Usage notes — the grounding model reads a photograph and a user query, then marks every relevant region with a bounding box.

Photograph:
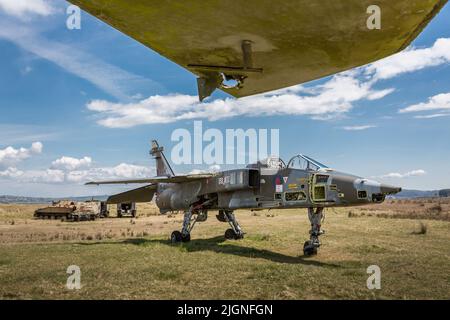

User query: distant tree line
[439,189,450,197]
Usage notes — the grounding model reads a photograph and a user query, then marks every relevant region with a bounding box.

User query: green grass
[0,210,449,300]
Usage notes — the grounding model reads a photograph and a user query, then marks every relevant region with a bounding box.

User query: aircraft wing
[85,173,216,185]
[107,185,157,204]
[68,0,447,100]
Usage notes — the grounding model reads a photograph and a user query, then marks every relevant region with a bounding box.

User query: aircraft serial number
[221,304,273,317]
[177,303,273,318]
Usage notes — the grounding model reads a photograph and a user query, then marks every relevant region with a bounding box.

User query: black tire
[171,231,182,243]
[181,233,191,242]
[303,241,318,256]
[225,228,242,240]
[216,213,227,223]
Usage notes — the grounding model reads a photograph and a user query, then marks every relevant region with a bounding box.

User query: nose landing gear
[303,207,325,256]
[171,230,190,243]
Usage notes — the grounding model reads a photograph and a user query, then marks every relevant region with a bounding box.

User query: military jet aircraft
[68,0,447,101]
[86,141,401,256]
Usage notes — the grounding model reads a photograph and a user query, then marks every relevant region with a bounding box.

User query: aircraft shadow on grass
[78,237,341,268]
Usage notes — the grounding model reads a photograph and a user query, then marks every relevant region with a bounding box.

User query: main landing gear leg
[223,210,244,240]
[303,207,325,256]
[171,198,215,244]
[171,207,197,243]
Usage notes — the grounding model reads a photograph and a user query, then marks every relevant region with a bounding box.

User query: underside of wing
[107,185,156,204]
[68,0,447,100]
[86,173,216,185]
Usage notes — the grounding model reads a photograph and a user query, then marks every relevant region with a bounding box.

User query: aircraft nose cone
[380,184,402,195]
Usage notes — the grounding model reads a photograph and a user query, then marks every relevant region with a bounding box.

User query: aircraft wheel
[171,231,182,243]
[216,211,227,223]
[303,241,318,256]
[225,228,243,240]
[181,233,191,243]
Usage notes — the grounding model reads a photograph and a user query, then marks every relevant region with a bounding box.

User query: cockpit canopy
[247,155,329,171]
[287,155,329,171]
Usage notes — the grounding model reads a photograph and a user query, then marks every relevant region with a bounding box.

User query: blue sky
[0,0,449,197]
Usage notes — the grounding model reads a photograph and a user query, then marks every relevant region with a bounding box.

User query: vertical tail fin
[150,140,175,177]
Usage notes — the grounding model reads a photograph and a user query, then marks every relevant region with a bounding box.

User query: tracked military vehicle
[34,200,108,221]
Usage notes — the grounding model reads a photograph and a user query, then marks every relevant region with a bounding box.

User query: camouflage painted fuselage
[155,167,401,212]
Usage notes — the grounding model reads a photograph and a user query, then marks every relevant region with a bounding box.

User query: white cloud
[341,125,376,131]
[377,170,427,179]
[0,167,24,179]
[22,169,66,184]
[189,165,221,175]
[30,141,43,153]
[0,142,153,185]
[0,162,153,185]
[0,0,54,18]
[0,167,64,183]
[366,38,450,80]
[67,163,154,183]
[87,72,394,128]
[51,156,92,171]
[0,142,43,167]
[414,113,450,119]
[90,163,153,180]
[64,163,153,183]
[399,93,450,114]
[370,37,450,119]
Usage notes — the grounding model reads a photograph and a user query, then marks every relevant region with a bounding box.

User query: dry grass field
[356,197,450,221]
[0,199,449,300]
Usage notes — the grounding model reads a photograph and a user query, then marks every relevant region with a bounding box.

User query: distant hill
[0,195,108,204]
[439,189,450,197]
[385,189,442,199]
